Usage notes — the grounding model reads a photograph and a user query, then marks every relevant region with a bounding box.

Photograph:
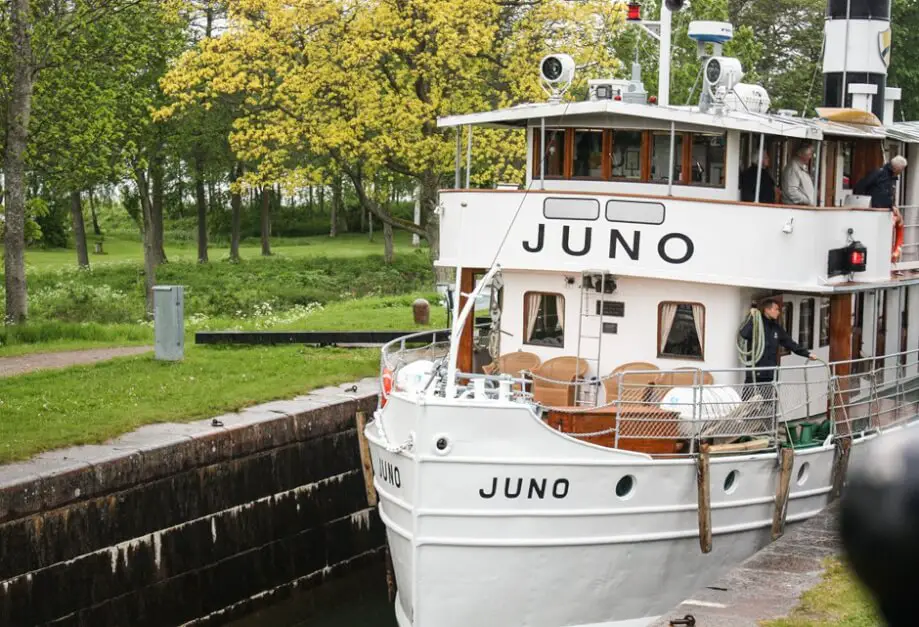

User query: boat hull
[366,393,911,626]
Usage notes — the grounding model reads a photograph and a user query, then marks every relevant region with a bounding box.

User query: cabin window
[841,142,854,190]
[544,197,600,221]
[573,129,605,179]
[799,298,815,351]
[819,297,831,348]
[611,130,643,180]
[524,292,565,347]
[658,302,704,360]
[650,132,683,183]
[779,301,795,357]
[533,128,567,178]
[689,133,726,187]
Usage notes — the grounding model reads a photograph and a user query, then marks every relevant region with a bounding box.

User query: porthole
[724,470,739,494]
[615,475,636,499]
[797,462,810,486]
[432,433,452,455]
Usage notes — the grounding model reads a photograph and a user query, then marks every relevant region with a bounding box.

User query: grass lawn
[24,232,422,272]
[0,292,448,357]
[761,558,880,627]
[0,344,381,463]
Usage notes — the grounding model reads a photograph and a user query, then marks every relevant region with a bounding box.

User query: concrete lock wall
[0,379,385,627]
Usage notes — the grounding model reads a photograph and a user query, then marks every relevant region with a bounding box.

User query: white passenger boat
[366,1,919,625]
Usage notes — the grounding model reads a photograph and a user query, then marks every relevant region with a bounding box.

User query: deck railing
[380,335,919,449]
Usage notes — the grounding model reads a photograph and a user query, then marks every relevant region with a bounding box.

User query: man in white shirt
[781,143,817,206]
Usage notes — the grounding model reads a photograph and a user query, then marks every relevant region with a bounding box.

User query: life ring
[381,368,394,406]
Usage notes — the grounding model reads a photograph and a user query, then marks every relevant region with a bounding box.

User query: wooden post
[697,444,712,554]
[829,294,853,437]
[355,411,377,506]
[771,447,795,540]
[831,437,852,501]
[457,268,484,375]
[355,411,395,601]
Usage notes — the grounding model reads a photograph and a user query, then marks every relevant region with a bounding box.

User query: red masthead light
[627,1,642,21]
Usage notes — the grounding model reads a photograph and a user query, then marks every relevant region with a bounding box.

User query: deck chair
[482,351,541,390]
[602,362,661,405]
[650,367,714,401]
[531,356,589,407]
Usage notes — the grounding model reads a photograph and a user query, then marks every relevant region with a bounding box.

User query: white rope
[737,308,766,369]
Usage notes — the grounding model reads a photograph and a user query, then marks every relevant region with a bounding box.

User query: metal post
[754,133,765,204]
[465,124,473,189]
[658,2,673,107]
[667,121,676,196]
[454,128,462,189]
[540,118,546,190]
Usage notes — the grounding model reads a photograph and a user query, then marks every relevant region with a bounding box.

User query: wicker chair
[602,362,662,405]
[531,356,589,407]
[650,367,714,401]
[482,351,541,389]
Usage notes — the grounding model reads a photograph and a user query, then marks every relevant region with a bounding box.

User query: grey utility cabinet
[154,285,184,361]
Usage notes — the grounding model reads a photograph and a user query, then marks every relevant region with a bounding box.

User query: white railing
[896,204,919,268]
[380,337,919,454]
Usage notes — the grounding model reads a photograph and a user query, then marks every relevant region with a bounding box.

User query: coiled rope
[737,307,766,369]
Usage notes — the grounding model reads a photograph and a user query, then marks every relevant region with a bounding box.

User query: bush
[3,252,435,323]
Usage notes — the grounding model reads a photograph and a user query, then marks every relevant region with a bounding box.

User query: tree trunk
[229,162,243,262]
[383,221,394,264]
[308,185,313,214]
[70,191,90,268]
[260,187,271,256]
[88,188,102,236]
[134,168,157,316]
[3,0,32,324]
[420,171,450,283]
[194,152,208,263]
[151,151,167,264]
[330,175,342,237]
[318,186,325,213]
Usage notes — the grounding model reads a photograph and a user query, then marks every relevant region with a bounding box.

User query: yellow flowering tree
[159,0,629,262]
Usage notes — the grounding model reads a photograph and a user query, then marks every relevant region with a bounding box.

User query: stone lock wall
[0,379,386,626]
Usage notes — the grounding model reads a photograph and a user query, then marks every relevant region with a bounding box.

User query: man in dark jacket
[739,299,816,412]
[739,150,777,203]
[854,156,908,261]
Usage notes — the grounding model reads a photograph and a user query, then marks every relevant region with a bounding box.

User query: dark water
[227,565,397,627]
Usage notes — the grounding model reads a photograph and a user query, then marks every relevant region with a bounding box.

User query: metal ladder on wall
[575,270,610,407]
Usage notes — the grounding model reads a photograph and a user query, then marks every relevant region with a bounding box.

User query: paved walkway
[0,346,152,378]
[651,503,840,627]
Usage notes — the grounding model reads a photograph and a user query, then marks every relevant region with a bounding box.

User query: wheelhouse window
[841,142,854,190]
[534,129,567,178]
[779,301,795,357]
[611,130,642,180]
[524,292,565,347]
[799,298,815,351]
[658,302,704,359]
[573,129,605,178]
[819,297,830,348]
[650,132,682,183]
[690,133,726,187]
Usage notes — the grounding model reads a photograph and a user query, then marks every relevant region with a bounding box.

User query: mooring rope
[737,307,766,370]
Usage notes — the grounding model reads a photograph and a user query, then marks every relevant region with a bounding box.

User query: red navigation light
[649,95,658,104]
[614,94,622,101]
[850,250,865,266]
[627,1,642,21]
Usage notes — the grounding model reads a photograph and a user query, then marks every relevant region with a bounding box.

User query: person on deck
[854,155,908,262]
[740,149,777,203]
[739,299,817,413]
[781,143,817,206]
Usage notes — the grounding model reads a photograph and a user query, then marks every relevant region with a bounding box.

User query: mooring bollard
[154,285,185,361]
[413,298,430,325]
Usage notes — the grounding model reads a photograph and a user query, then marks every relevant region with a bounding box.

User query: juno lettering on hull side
[377,458,402,488]
[479,477,570,499]
[522,223,695,264]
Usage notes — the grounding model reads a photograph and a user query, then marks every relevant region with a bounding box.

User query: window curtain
[659,302,678,352]
[692,304,705,353]
[526,293,542,341]
[555,295,565,331]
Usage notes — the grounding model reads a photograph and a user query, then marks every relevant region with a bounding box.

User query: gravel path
[0,346,153,378]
